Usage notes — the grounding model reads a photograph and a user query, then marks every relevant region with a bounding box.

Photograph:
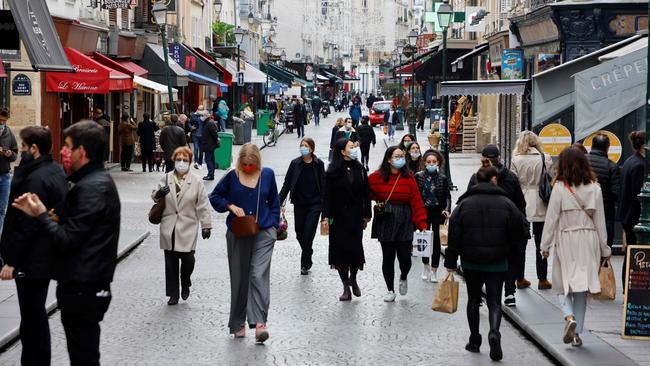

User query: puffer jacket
[468,164,526,214]
[444,183,525,268]
[586,150,620,220]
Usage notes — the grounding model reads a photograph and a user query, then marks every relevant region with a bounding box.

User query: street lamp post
[396,41,405,131]
[407,29,419,136]
[152,3,174,114]
[234,27,246,114]
[264,42,274,104]
[634,1,650,244]
[437,1,453,182]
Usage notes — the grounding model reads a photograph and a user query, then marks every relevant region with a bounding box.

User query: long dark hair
[379,146,410,182]
[421,149,445,172]
[398,134,416,151]
[554,147,596,187]
[328,138,352,173]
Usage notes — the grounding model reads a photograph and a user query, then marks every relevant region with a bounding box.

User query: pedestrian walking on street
[189,106,209,169]
[386,104,398,141]
[406,141,422,173]
[415,149,451,283]
[209,143,280,343]
[540,147,611,348]
[335,118,359,144]
[322,138,371,301]
[586,133,620,248]
[356,116,376,170]
[329,118,345,161]
[160,115,187,173]
[293,98,306,138]
[217,100,229,132]
[0,126,67,366]
[118,112,137,172]
[0,108,17,235]
[416,100,426,131]
[200,116,221,180]
[12,121,120,366]
[469,144,528,307]
[279,138,326,275]
[445,166,525,361]
[398,134,416,152]
[153,146,212,305]
[366,92,376,111]
[511,131,554,291]
[137,113,159,173]
[368,146,428,302]
[311,96,323,126]
[618,131,645,292]
[92,108,111,162]
[349,99,362,127]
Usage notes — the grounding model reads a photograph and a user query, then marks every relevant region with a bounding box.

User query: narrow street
[0,111,554,365]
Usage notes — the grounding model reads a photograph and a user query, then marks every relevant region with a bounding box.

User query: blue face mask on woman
[391,157,406,169]
[426,164,438,173]
[300,147,310,157]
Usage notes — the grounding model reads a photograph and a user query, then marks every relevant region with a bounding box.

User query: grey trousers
[226,227,276,333]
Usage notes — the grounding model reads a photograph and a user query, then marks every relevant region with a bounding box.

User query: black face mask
[19,151,34,166]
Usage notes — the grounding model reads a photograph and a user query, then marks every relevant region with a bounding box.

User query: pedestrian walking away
[445,165,526,361]
[118,112,137,172]
[356,116,376,170]
[368,146,428,302]
[0,126,68,366]
[0,108,17,235]
[311,96,323,126]
[209,143,280,343]
[160,115,188,173]
[216,100,229,132]
[92,108,111,162]
[137,113,159,173]
[540,147,611,348]
[349,99,362,127]
[279,138,326,275]
[415,149,451,283]
[12,121,121,366]
[322,138,372,301]
[586,133,620,248]
[618,131,645,292]
[200,116,221,180]
[511,131,554,293]
[416,100,426,131]
[152,146,212,306]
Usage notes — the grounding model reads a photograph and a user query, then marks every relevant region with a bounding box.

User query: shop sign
[466,7,487,32]
[609,15,648,37]
[12,74,31,96]
[501,49,523,80]
[583,130,622,163]
[102,0,132,9]
[517,18,559,46]
[539,123,572,157]
[489,38,506,64]
[148,0,176,24]
[535,53,561,73]
[0,10,20,62]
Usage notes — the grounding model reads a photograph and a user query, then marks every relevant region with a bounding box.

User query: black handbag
[373,176,399,217]
[538,150,552,204]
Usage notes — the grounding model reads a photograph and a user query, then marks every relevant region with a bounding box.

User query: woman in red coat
[368,146,428,302]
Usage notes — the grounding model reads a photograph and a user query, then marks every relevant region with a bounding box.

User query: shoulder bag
[231,172,261,238]
[148,174,168,224]
[373,175,400,217]
[538,150,552,204]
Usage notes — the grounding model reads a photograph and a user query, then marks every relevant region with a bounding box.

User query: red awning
[91,52,133,91]
[396,60,423,75]
[193,47,232,86]
[46,48,132,94]
[116,60,148,77]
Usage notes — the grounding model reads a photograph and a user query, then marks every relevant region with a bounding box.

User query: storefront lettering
[71,64,99,73]
[589,57,647,91]
[635,251,650,270]
[56,80,99,92]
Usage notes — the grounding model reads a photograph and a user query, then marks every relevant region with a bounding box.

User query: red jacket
[368,171,428,231]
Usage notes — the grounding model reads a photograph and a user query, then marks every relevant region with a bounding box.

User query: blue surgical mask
[391,157,406,169]
[349,148,359,160]
[300,147,311,157]
[426,164,438,173]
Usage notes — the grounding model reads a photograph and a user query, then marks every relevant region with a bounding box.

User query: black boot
[350,275,361,297]
[339,281,352,301]
[488,331,502,361]
[465,333,481,353]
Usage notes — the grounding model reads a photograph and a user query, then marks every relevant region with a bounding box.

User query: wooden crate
[462,117,477,153]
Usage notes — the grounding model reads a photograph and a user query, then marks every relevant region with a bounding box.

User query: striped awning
[440,80,529,96]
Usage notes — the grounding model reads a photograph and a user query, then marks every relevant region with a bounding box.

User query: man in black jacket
[445,166,525,361]
[311,96,323,126]
[293,98,306,138]
[0,108,18,235]
[0,126,68,365]
[13,121,120,366]
[159,114,187,173]
[137,113,159,173]
[200,117,221,180]
[586,134,620,248]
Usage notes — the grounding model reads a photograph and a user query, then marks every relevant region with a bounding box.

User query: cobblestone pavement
[0,112,555,365]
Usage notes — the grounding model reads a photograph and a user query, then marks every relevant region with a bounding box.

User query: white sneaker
[422,264,431,281]
[399,280,408,296]
[430,270,438,283]
[383,291,396,302]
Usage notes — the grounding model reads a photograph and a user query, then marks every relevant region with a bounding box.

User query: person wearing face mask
[209,143,280,343]
[368,146,428,302]
[407,141,422,173]
[12,121,120,366]
[335,118,360,144]
[0,108,17,235]
[0,126,67,366]
[322,138,372,301]
[398,134,416,152]
[414,150,451,282]
[279,138,326,275]
[152,146,212,306]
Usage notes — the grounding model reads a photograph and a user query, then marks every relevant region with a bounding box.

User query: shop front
[139,44,189,115]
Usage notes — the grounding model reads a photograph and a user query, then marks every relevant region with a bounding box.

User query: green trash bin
[215,132,233,170]
[256,110,274,136]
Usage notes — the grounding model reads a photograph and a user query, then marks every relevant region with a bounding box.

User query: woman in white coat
[511,131,554,290]
[540,147,611,347]
[152,146,212,305]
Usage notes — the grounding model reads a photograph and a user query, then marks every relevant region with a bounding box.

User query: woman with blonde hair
[152,146,212,305]
[209,143,280,343]
[329,117,346,161]
[511,130,554,292]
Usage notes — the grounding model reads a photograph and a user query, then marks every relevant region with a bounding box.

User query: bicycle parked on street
[263,113,286,147]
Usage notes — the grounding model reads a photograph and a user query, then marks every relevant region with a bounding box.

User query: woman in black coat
[322,138,372,301]
[279,138,326,275]
[137,113,159,172]
[356,116,376,170]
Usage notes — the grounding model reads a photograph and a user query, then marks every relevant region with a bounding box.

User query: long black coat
[0,156,67,279]
[137,119,158,152]
[200,119,221,152]
[587,150,620,220]
[322,160,372,268]
[618,153,644,225]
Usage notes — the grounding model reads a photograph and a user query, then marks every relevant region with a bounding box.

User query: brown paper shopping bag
[432,272,459,313]
[594,259,616,300]
[439,218,449,246]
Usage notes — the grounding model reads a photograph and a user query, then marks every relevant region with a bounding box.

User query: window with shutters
[109,9,117,27]
[121,9,129,30]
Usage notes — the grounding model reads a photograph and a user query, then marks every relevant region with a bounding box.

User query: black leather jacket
[37,162,120,285]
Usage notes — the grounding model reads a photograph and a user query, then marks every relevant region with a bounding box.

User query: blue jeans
[192,135,203,165]
[314,113,320,126]
[388,123,395,139]
[0,173,11,234]
[204,149,216,178]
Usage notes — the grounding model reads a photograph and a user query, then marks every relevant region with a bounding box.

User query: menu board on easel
[622,245,650,339]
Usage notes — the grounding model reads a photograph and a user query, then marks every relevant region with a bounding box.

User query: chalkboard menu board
[622,245,650,339]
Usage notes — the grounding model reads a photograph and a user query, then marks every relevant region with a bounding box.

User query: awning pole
[635,0,650,244]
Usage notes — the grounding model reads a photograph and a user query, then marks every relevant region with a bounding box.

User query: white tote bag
[412,230,433,257]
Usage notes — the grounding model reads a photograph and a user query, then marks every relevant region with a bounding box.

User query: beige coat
[540,182,612,295]
[154,172,212,252]
[511,148,553,222]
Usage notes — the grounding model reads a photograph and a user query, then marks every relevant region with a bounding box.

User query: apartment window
[362,0,367,7]
[109,9,117,27]
[121,9,129,30]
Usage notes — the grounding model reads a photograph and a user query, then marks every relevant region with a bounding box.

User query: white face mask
[175,161,189,174]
